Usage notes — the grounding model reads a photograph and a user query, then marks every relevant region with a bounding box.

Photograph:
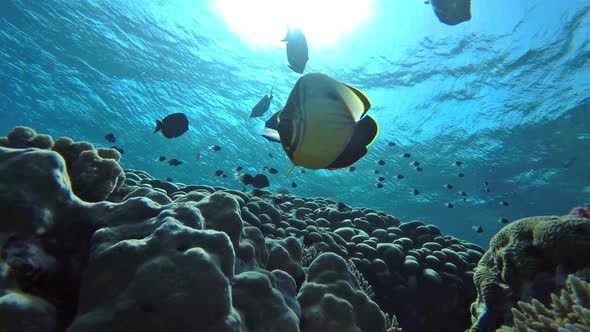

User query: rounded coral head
[569,203,590,218]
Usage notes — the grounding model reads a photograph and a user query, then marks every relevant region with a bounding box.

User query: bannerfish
[209,145,222,152]
[154,113,189,139]
[168,159,182,166]
[444,184,454,189]
[261,73,378,175]
[158,156,166,162]
[376,183,384,188]
[410,161,420,167]
[281,26,308,74]
[454,161,463,166]
[250,88,274,118]
[412,189,420,195]
[498,218,510,224]
[349,167,356,172]
[499,201,509,206]
[458,173,465,177]
[291,181,297,188]
[378,176,385,182]
[415,166,423,172]
[104,133,116,143]
[214,170,224,177]
[377,160,386,166]
[396,174,404,180]
[429,0,471,26]
[402,153,411,158]
[267,167,278,174]
[388,142,396,147]
[473,225,484,233]
[374,170,380,174]
[445,203,454,208]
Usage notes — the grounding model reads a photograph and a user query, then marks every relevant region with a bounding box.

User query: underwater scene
[1,0,589,331]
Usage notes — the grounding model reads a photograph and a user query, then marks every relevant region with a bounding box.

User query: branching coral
[496,274,590,332]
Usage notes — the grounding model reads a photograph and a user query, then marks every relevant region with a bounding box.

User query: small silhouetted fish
[268,152,274,158]
[377,160,386,166]
[267,167,278,174]
[240,173,270,188]
[374,170,380,174]
[349,167,356,172]
[154,113,189,139]
[396,174,404,180]
[429,0,471,26]
[485,188,491,192]
[484,181,489,186]
[291,181,297,188]
[300,169,306,174]
[498,218,510,224]
[388,142,396,147]
[378,176,385,182]
[445,203,454,208]
[250,87,274,118]
[235,166,243,172]
[158,156,166,162]
[463,197,466,202]
[402,153,411,158]
[111,146,124,154]
[459,191,467,196]
[412,189,420,195]
[209,145,222,151]
[165,177,173,182]
[194,153,201,163]
[415,166,423,172]
[410,161,420,167]
[376,183,384,188]
[454,161,463,166]
[563,157,576,168]
[458,173,465,177]
[444,184,454,189]
[104,133,116,143]
[221,174,228,178]
[499,201,509,206]
[282,27,308,74]
[473,225,484,233]
[276,188,290,195]
[168,159,182,166]
[214,170,224,177]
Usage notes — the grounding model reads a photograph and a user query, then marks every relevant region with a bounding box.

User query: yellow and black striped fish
[262,73,378,175]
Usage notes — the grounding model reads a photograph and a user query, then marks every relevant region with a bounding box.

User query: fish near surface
[430,0,471,26]
[282,27,309,74]
[250,88,274,118]
[262,72,378,174]
[154,113,189,139]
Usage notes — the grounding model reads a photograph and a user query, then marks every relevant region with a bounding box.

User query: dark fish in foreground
[427,0,471,26]
[168,159,182,166]
[261,73,378,175]
[240,173,270,189]
[250,88,274,118]
[104,133,116,143]
[281,26,308,74]
[154,113,189,139]
[111,146,124,154]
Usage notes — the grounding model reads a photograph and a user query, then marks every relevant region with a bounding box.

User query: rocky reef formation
[469,213,590,331]
[2,127,589,332]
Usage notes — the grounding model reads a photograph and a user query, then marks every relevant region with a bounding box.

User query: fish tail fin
[154,120,163,133]
[285,165,296,179]
[281,25,291,42]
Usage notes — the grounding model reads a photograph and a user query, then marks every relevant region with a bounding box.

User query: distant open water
[1,0,589,247]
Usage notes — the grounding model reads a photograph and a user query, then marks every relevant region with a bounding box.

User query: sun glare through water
[212,0,373,50]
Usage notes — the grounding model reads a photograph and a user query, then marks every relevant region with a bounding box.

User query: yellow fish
[262,73,378,175]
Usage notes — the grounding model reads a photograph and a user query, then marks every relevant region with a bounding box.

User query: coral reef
[0,127,124,202]
[497,273,590,331]
[469,215,590,331]
[0,126,499,332]
[570,203,590,219]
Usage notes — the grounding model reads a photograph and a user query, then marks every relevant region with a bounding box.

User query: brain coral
[470,215,590,331]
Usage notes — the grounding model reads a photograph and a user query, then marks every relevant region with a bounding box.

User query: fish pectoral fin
[344,84,372,116]
[261,128,282,143]
[327,115,379,169]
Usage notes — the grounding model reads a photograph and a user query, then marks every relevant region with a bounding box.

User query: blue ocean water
[1,0,588,248]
